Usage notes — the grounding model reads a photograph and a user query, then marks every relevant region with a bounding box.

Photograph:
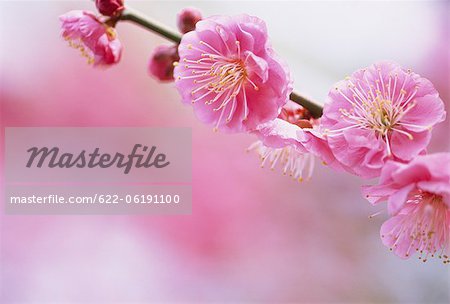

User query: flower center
[339,96,407,137]
[177,38,259,130]
[327,69,429,156]
[382,191,449,263]
[207,59,247,93]
[104,25,117,40]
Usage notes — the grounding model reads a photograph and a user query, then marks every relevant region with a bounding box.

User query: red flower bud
[148,45,180,82]
[176,7,202,34]
[95,0,124,17]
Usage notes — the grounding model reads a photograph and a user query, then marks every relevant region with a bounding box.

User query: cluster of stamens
[248,104,317,181]
[176,30,260,131]
[382,191,449,264]
[65,36,95,65]
[64,25,116,65]
[247,141,315,182]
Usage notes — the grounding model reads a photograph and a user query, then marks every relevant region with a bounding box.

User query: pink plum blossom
[279,103,344,171]
[363,153,450,262]
[174,14,292,133]
[321,61,446,178]
[60,10,122,66]
[248,103,317,181]
[148,45,180,82]
[95,0,124,17]
[177,7,203,34]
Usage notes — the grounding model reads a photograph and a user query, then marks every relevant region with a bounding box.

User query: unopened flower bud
[95,0,124,17]
[176,7,202,34]
[148,45,180,82]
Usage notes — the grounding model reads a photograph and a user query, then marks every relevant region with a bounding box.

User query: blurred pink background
[1,1,449,303]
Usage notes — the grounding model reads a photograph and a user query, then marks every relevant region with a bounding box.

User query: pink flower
[174,14,292,133]
[363,153,450,262]
[321,61,446,178]
[148,45,180,82]
[59,10,122,66]
[95,0,124,17]
[297,126,345,172]
[177,7,202,34]
[248,103,316,181]
[279,103,344,171]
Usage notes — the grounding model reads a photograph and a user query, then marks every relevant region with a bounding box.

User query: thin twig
[120,7,181,43]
